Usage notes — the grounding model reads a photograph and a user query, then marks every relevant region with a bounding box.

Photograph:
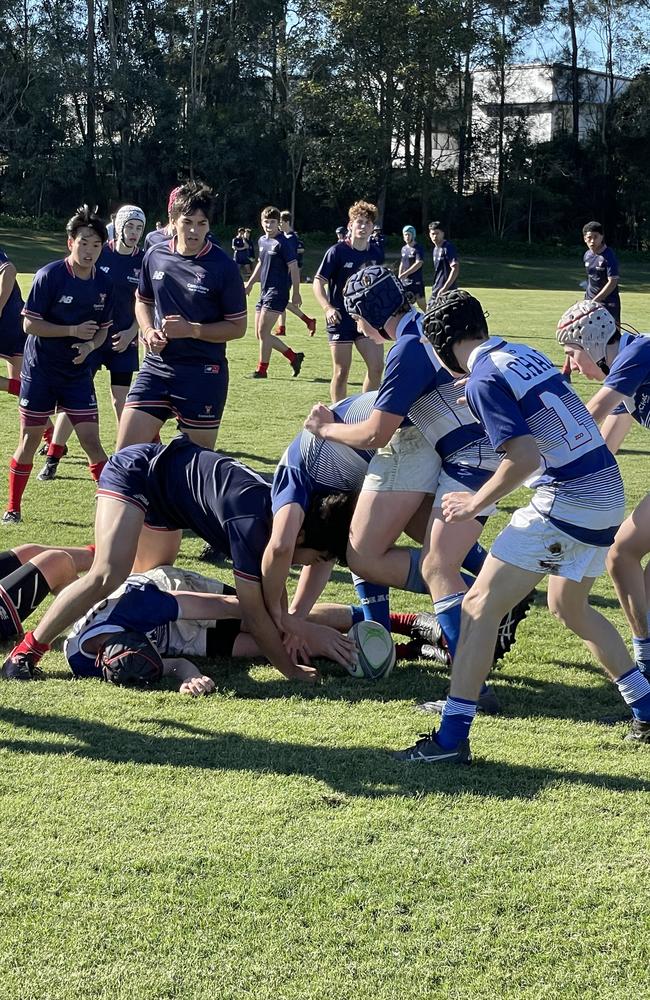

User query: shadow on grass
[0,705,646,801]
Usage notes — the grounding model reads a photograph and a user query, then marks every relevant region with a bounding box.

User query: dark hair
[300,492,358,565]
[169,181,215,223]
[66,205,107,242]
[423,289,488,370]
[428,220,443,231]
[261,205,280,221]
[280,210,292,223]
[582,220,604,236]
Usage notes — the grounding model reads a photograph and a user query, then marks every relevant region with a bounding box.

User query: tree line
[1,0,650,245]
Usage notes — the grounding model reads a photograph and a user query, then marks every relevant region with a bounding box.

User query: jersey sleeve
[280,237,297,267]
[137,251,155,305]
[374,339,434,417]
[219,258,247,319]
[466,371,531,451]
[604,248,619,278]
[315,245,338,282]
[604,337,650,398]
[446,241,459,264]
[22,266,53,321]
[271,461,313,514]
[226,515,271,583]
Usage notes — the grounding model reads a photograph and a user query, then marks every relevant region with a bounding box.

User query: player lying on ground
[2,436,357,684]
[0,543,93,645]
[394,290,649,765]
[557,300,650,681]
[64,565,362,694]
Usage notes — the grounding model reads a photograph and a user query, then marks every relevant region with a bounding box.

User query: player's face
[292,547,333,567]
[563,346,606,381]
[175,210,209,254]
[262,216,280,237]
[349,215,372,242]
[403,232,414,245]
[583,230,604,253]
[121,219,144,247]
[67,227,104,270]
[429,228,443,246]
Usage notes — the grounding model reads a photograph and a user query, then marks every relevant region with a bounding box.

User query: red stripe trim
[135,292,155,304]
[143,524,174,532]
[233,569,261,582]
[177,418,222,429]
[60,408,99,415]
[0,261,10,274]
[95,489,147,514]
[0,584,24,639]
[22,309,43,319]
[225,311,247,320]
[196,242,212,258]
[124,400,171,409]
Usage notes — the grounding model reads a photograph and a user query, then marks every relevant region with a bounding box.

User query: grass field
[1,231,649,999]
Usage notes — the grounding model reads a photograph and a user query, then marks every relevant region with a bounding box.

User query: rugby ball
[346,620,396,681]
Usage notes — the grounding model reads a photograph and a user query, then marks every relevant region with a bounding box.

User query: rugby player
[274,211,316,337]
[582,221,621,326]
[428,221,459,304]
[0,246,25,398]
[398,226,426,310]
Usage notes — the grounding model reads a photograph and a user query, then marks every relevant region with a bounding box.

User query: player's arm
[0,260,17,315]
[112,319,139,352]
[442,435,541,523]
[162,656,216,696]
[586,385,627,425]
[592,276,619,302]
[23,316,99,340]
[304,403,403,449]
[162,313,247,344]
[289,560,336,618]
[439,259,460,294]
[72,325,109,366]
[244,259,262,293]
[261,503,306,630]
[234,576,319,683]
[600,412,634,454]
[174,592,241,620]
[288,260,301,306]
[400,257,423,278]
[313,274,340,325]
[134,297,166,351]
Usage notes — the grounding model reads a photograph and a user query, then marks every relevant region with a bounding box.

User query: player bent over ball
[394,290,648,765]
[2,436,356,684]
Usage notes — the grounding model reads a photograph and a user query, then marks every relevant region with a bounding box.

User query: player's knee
[461,585,495,625]
[47,551,77,590]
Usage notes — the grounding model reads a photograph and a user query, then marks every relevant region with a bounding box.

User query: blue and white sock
[437,696,478,749]
[461,541,487,577]
[433,592,464,658]
[632,635,650,676]
[404,548,428,594]
[352,575,391,631]
[615,667,650,721]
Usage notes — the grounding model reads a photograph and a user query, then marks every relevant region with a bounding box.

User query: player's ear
[67,236,74,251]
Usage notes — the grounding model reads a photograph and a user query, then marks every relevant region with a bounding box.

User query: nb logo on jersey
[152,271,165,280]
[99,266,110,273]
[58,295,73,304]
[343,262,354,269]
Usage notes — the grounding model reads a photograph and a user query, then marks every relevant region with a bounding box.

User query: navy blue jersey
[603,332,650,428]
[144,228,170,253]
[97,242,144,333]
[245,238,255,262]
[282,232,300,286]
[584,246,620,309]
[64,577,179,677]
[466,338,625,546]
[399,242,425,288]
[431,240,459,295]
[296,237,305,269]
[316,242,376,333]
[272,392,377,514]
[368,234,385,265]
[258,234,296,293]
[0,248,24,351]
[232,236,249,266]
[22,258,114,376]
[137,239,246,367]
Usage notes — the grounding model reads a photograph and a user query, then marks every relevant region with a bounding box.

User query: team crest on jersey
[204,405,213,414]
[58,295,73,304]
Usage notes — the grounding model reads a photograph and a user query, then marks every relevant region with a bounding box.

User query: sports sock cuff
[7,379,20,396]
[615,667,650,705]
[445,696,478,715]
[18,631,50,659]
[433,592,465,615]
[48,444,66,460]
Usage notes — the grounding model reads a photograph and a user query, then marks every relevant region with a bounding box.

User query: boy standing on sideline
[313,200,384,402]
[582,221,621,326]
[3,206,113,524]
[428,221,460,304]
[398,226,426,310]
[274,211,316,337]
[232,227,252,279]
[244,206,304,379]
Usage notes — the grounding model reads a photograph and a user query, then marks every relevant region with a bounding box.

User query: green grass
[1,231,649,999]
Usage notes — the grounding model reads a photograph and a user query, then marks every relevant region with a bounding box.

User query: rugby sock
[8,460,32,512]
[10,630,50,662]
[276,325,286,336]
[437,696,477,749]
[257,362,269,375]
[46,444,66,462]
[615,667,650,721]
[42,424,53,445]
[433,592,464,658]
[7,379,20,396]
[461,541,487,577]
[632,635,650,674]
[283,348,297,364]
[349,605,365,626]
[88,461,106,482]
[352,575,391,631]
[405,548,428,594]
[389,612,417,635]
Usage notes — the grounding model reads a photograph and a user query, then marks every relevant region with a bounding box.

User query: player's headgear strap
[114,205,146,244]
[97,630,164,687]
[422,289,488,371]
[556,300,617,369]
[343,265,407,334]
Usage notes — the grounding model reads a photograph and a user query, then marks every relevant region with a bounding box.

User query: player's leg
[286,301,316,334]
[606,493,650,670]
[354,335,384,393]
[12,543,94,574]
[109,373,133,424]
[116,367,171,449]
[117,406,165,449]
[70,416,108,481]
[329,341,353,402]
[276,309,287,335]
[0,550,78,644]
[0,354,21,395]
[547,574,632,679]
[37,410,73,481]
[251,307,303,378]
[131,525,183,573]
[4,419,48,522]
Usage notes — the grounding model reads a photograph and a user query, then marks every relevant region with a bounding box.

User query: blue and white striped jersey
[272,392,378,513]
[466,337,625,546]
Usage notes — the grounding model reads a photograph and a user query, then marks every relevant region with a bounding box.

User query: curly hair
[348,200,378,223]
[422,289,488,371]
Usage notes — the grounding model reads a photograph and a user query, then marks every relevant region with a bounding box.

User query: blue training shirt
[0,248,25,354]
[316,242,376,335]
[584,246,620,309]
[258,234,295,294]
[603,331,650,428]
[431,240,459,296]
[97,242,144,333]
[466,337,625,546]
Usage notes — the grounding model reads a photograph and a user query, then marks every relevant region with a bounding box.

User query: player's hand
[299,622,357,668]
[71,320,99,341]
[283,630,312,666]
[143,327,167,353]
[180,674,216,696]
[292,291,303,308]
[244,282,252,296]
[111,330,134,353]
[72,341,95,365]
[304,403,334,436]
[441,491,477,523]
[162,315,194,339]
[325,308,341,326]
[454,376,469,406]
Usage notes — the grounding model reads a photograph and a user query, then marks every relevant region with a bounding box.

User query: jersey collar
[65,255,96,279]
[467,336,507,372]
